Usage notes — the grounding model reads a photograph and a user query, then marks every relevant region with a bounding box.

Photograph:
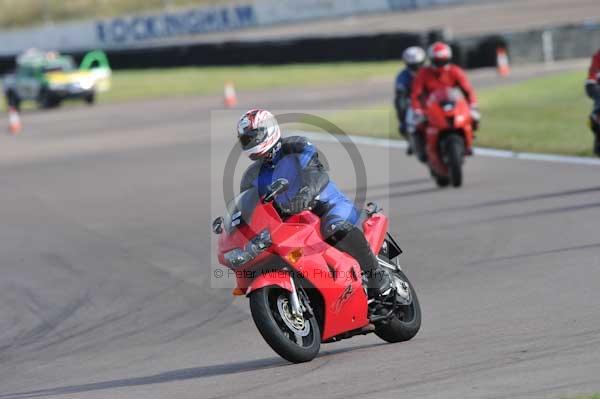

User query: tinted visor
[239,126,268,150]
[407,62,423,72]
[432,59,449,68]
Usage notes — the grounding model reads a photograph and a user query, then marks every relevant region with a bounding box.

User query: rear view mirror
[264,178,289,203]
[212,216,224,234]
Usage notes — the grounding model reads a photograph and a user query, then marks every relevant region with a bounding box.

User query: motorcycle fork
[288,275,303,317]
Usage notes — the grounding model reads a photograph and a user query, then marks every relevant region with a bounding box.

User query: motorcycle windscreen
[223,187,260,233]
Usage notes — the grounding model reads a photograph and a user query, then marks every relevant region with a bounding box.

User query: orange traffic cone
[224,81,238,108]
[8,106,22,135]
[496,47,510,77]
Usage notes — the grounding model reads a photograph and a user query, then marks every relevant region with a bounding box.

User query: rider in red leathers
[409,41,480,162]
[585,49,600,156]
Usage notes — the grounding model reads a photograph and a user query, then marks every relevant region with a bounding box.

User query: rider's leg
[321,218,391,298]
[313,184,391,297]
[407,109,427,163]
[412,129,427,163]
[402,107,414,155]
[400,123,413,155]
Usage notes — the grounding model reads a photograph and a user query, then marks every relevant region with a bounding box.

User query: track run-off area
[0,61,599,399]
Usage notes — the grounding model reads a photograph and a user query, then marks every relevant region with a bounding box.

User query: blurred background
[1,2,600,399]
[0,0,218,28]
[1,0,599,154]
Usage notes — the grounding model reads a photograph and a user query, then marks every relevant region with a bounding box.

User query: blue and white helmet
[402,46,426,71]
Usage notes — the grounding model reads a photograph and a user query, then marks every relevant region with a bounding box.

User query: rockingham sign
[0,0,490,56]
[95,5,257,45]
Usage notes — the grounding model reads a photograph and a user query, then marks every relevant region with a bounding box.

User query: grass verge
[2,61,399,112]
[99,61,399,103]
[322,69,595,157]
[5,61,594,157]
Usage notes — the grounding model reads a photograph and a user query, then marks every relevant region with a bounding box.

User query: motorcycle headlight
[224,248,254,267]
[224,229,272,267]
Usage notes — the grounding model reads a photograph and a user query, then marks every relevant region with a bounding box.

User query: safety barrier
[1,22,597,75]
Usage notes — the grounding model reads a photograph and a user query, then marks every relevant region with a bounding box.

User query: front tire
[375,270,421,343]
[446,134,464,188]
[250,285,320,363]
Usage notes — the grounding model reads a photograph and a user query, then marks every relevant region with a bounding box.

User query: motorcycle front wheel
[446,134,464,187]
[250,286,320,363]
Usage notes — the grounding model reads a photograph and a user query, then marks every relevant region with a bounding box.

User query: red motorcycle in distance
[421,88,474,188]
[213,178,421,363]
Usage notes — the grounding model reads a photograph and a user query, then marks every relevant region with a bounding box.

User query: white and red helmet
[428,41,452,67]
[237,109,281,160]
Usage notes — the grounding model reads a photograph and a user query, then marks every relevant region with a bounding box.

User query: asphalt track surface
[1,62,599,399]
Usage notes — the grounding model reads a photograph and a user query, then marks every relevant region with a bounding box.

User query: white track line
[296,131,600,166]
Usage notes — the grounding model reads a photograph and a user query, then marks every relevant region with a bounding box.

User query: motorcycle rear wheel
[374,270,421,343]
[250,286,320,363]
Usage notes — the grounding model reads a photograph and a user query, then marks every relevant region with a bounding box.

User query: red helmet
[237,109,281,160]
[428,41,452,68]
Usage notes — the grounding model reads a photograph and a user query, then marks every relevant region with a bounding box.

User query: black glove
[279,186,313,216]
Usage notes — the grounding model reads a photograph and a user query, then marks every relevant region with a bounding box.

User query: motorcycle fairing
[361,213,388,255]
[246,271,293,296]
[218,201,390,340]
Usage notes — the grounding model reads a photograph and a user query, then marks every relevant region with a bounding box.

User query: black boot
[590,115,600,157]
[412,131,428,163]
[365,266,393,298]
[399,128,413,155]
[324,222,390,298]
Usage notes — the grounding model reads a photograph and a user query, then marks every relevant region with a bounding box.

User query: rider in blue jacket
[394,46,426,155]
[237,109,391,298]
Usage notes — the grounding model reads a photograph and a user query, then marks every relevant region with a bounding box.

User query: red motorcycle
[421,88,474,188]
[213,178,421,363]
